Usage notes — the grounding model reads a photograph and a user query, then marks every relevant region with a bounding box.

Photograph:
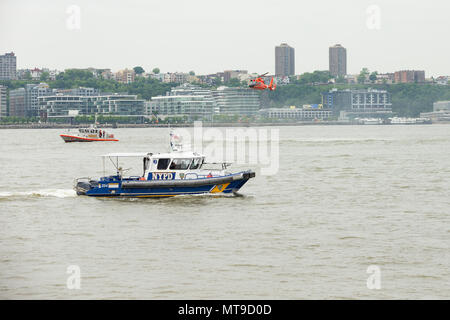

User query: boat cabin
[79,128,100,134]
[101,151,228,182]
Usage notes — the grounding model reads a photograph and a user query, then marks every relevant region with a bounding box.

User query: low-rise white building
[259,107,332,120]
[420,101,450,121]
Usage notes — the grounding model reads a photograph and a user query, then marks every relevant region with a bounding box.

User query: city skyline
[1,0,449,77]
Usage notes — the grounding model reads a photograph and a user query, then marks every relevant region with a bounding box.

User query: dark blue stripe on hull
[85,179,248,197]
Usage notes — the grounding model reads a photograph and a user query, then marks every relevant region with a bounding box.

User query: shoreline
[0,121,445,129]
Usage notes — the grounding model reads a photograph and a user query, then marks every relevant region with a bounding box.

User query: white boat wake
[0,189,76,199]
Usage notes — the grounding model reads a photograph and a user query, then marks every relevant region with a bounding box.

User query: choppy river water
[0,125,449,299]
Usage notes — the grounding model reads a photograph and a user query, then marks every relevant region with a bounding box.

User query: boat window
[190,158,201,170]
[169,158,192,170]
[157,158,170,170]
[143,157,149,171]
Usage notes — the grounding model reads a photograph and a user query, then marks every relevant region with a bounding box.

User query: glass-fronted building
[39,94,145,117]
[212,87,261,115]
[148,95,215,118]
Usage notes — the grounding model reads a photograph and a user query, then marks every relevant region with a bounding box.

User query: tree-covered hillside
[266,83,450,117]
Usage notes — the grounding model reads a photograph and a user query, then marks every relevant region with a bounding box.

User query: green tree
[152,68,160,74]
[369,71,378,82]
[189,71,195,76]
[24,70,32,80]
[358,68,370,84]
[227,78,242,87]
[133,66,145,75]
[336,76,346,84]
[294,70,333,85]
[40,71,50,81]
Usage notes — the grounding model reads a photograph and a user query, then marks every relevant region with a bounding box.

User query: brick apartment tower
[275,43,295,77]
[329,44,347,78]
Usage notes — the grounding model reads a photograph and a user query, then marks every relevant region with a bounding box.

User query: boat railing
[184,170,226,180]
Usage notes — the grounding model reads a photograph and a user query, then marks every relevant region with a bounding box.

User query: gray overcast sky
[1,0,449,76]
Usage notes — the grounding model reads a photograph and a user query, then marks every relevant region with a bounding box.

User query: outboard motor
[74,179,98,195]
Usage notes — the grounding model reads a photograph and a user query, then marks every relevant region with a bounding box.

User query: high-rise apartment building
[0,52,17,80]
[275,43,295,77]
[329,44,347,78]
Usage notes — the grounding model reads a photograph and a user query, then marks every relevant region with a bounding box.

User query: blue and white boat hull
[75,171,255,198]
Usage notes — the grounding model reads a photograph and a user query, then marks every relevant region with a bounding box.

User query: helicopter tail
[268,77,276,91]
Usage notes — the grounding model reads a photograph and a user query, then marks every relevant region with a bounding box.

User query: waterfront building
[275,43,295,77]
[26,83,53,116]
[148,84,215,118]
[38,94,145,117]
[9,83,53,117]
[419,110,450,122]
[420,101,450,122]
[168,83,213,97]
[149,84,261,117]
[329,44,347,78]
[433,100,450,111]
[72,87,99,96]
[321,88,392,118]
[212,87,261,115]
[259,107,332,121]
[0,85,7,118]
[148,95,214,119]
[9,88,27,117]
[0,52,17,80]
[394,70,425,83]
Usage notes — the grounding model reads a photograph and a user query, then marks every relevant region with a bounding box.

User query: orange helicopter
[248,72,276,91]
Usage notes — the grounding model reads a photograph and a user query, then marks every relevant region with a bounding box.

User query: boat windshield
[189,158,202,170]
[169,158,192,170]
[156,158,171,170]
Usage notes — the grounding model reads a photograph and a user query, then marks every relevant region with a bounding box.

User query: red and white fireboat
[60,125,118,143]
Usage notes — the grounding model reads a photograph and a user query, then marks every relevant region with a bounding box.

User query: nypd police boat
[74,133,255,198]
